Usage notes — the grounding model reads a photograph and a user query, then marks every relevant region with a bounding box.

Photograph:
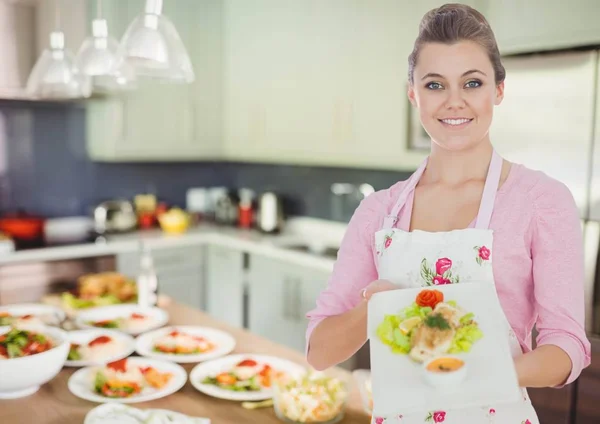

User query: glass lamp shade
[76,19,137,92]
[26,31,91,99]
[117,0,194,83]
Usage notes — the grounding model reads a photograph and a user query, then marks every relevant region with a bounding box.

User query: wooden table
[0,301,371,424]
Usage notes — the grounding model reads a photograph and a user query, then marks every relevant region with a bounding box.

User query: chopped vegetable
[0,328,54,358]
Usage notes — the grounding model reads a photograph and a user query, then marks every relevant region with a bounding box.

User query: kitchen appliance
[486,49,600,424]
[0,211,45,249]
[214,190,239,226]
[93,200,137,234]
[44,216,94,245]
[256,191,284,233]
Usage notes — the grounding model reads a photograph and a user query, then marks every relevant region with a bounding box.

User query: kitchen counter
[0,299,371,424]
[0,217,348,272]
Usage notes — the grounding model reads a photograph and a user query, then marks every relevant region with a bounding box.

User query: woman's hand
[361,279,400,301]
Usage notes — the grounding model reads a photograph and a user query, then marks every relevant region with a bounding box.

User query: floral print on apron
[371,150,539,424]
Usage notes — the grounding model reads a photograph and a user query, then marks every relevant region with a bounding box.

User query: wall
[0,102,412,221]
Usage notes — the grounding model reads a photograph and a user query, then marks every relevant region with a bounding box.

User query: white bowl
[422,355,468,390]
[75,304,169,336]
[0,326,69,399]
[0,303,66,327]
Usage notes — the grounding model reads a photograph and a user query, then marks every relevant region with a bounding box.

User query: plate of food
[43,272,138,317]
[84,403,211,424]
[189,354,305,401]
[75,304,169,336]
[68,357,186,404]
[0,303,66,329]
[368,282,521,417]
[65,329,136,367]
[135,326,236,363]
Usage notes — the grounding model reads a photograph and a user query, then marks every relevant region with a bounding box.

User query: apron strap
[381,149,503,231]
[474,149,503,230]
[382,156,429,229]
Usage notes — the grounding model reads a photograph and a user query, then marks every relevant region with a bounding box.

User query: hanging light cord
[97,0,103,19]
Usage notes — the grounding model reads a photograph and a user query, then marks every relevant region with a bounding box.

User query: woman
[305,4,591,424]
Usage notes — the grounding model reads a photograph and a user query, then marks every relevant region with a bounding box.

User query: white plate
[75,304,169,335]
[84,403,211,424]
[0,303,66,327]
[68,357,187,404]
[368,282,522,417]
[64,329,136,367]
[135,326,236,363]
[189,353,305,401]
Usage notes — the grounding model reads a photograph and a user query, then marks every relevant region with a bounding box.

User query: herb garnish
[424,313,451,330]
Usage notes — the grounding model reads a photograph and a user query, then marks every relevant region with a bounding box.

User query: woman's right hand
[361,279,399,301]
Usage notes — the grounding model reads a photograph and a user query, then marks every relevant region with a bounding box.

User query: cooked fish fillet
[432,302,465,328]
[409,323,455,362]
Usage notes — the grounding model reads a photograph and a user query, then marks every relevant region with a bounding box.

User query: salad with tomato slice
[68,335,124,362]
[93,358,173,398]
[0,328,54,359]
[153,330,216,355]
[201,358,276,392]
[87,312,155,333]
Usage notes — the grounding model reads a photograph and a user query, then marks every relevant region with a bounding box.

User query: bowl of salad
[0,326,69,399]
[272,370,349,424]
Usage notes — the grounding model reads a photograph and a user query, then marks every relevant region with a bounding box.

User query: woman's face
[408,41,504,152]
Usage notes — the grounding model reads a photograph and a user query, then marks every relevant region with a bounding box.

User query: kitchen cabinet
[222,0,435,172]
[484,0,600,56]
[85,0,223,161]
[590,55,600,222]
[116,243,205,310]
[527,386,574,424]
[489,50,597,218]
[205,245,245,329]
[575,336,600,423]
[247,254,329,353]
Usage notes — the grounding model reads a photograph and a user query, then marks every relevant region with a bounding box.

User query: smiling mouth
[438,118,473,127]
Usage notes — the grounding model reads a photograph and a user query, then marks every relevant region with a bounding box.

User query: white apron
[371,150,539,424]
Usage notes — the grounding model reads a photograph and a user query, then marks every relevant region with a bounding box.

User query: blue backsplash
[0,102,412,221]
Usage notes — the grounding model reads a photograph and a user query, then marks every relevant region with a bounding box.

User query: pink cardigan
[305,163,591,385]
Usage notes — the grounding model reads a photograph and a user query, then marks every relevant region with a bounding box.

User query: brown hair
[408,3,505,85]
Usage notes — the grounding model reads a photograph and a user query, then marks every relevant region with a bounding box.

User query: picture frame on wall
[406,98,430,151]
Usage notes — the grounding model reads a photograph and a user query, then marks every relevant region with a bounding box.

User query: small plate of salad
[64,329,135,367]
[75,304,169,336]
[135,326,236,363]
[189,354,305,401]
[68,357,187,404]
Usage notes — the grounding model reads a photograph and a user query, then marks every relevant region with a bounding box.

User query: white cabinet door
[86,0,223,161]
[489,51,597,218]
[116,244,205,310]
[223,0,433,171]
[248,255,312,353]
[590,57,600,222]
[485,0,600,55]
[205,245,245,328]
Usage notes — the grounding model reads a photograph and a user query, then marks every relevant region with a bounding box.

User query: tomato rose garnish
[416,289,444,309]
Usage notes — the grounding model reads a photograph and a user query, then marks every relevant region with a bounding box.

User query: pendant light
[26,1,91,99]
[117,0,194,83]
[75,0,136,92]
